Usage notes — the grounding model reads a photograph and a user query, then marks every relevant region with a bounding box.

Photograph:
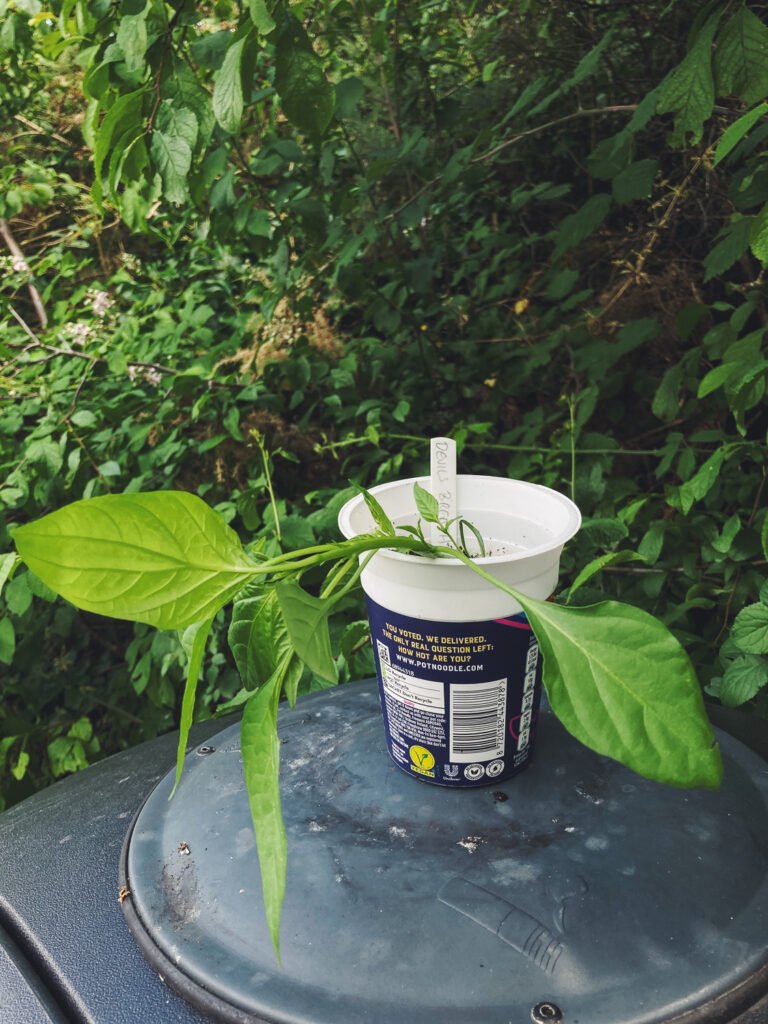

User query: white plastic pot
[338,474,580,788]
[338,475,581,620]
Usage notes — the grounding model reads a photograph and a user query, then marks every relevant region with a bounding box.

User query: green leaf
[171,616,215,798]
[638,522,665,565]
[150,130,192,205]
[351,482,395,537]
[116,8,148,74]
[5,573,32,617]
[518,594,723,789]
[274,11,334,134]
[612,159,658,204]
[241,670,286,959]
[714,102,768,166]
[720,654,768,707]
[213,34,248,134]
[94,88,146,183]
[13,492,257,629]
[452,552,722,789]
[0,552,20,599]
[229,583,293,689]
[750,201,768,263]
[698,361,739,397]
[553,194,611,260]
[274,581,337,684]
[657,14,720,146]
[568,550,645,601]
[413,481,440,523]
[677,446,729,514]
[731,601,768,654]
[0,617,15,664]
[249,0,275,34]
[703,217,753,282]
[714,6,768,106]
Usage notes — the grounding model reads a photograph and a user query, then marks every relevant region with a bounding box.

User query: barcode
[449,679,506,763]
[377,640,390,666]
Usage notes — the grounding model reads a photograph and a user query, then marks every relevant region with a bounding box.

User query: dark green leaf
[213,35,248,134]
[750,201,768,263]
[721,654,768,707]
[0,617,15,665]
[612,159,658,204]
[714,102,768,166]
[553,194,611,260]
[274,581,337,684]
[13,492,257,629]
[657,14,720,146]
[714,6,768,106]
[568,550,645,601]
[731,602,768,654]
[703,217,753,282]
[274,12,334,134]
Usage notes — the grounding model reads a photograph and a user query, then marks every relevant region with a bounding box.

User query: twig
[0,218,48,328]
[7,306,242,391]
[473,105,639,164]
[68,357,98,417]
[13,113,71,147]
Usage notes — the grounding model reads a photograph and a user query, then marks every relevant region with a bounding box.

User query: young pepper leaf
[413,481,440,523]
[12,492,257,629]
[450,551,722,790]
[274,580,338,685]
[228,583,303,705]
[351,482,395,537]
[516,594,723,790]
[241,664,287,960]
[171,616,215,799]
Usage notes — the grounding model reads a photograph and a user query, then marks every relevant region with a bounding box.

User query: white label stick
[430,437,457,544]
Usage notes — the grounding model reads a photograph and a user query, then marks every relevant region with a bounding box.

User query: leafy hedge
[1,0,768,809]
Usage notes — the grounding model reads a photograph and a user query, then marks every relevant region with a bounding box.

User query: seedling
[6,482,722,957]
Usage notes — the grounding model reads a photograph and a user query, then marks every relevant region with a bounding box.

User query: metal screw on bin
[531,1002,563,1023]
[196,745,216,756]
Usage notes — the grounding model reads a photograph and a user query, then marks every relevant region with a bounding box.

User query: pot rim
[338,474,581,568]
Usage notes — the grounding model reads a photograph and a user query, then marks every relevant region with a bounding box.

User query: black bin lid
[122,680,768,1024]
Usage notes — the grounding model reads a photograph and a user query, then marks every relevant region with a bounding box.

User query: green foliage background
[2,0,768,808]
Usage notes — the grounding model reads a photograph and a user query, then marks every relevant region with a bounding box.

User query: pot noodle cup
[338,476,581,787]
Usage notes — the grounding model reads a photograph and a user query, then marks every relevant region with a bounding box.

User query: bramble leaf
[714,6,768,106]
[731,601,768,654]
[721,653,768,707]
[657,14,720,146]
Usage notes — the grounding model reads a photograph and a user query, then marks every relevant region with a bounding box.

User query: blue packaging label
[366,597,542,787]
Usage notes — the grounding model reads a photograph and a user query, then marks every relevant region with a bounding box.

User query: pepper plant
[4,481,722,956]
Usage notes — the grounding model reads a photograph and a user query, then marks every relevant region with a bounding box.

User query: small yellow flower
[514,298,529,315]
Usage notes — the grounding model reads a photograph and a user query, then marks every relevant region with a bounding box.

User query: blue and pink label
[366,597,543,787]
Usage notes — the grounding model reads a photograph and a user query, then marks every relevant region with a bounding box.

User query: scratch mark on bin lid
[438,876,563,974]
